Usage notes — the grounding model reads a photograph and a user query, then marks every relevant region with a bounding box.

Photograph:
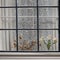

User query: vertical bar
[37,0,39,51]
[4,0,7,51]
[16,0,18,51]
[58,0,60,51]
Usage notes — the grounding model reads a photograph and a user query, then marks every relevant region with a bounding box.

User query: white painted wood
[0,52,60,60]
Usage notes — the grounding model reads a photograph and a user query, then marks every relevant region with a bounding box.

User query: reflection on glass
[0,8,16,17]
[38,0,58,6]
[18,8,37,29]
[0,17,16,29]
[17,0,36,6]
[39,8,58,17]
[39,30,58,51]
[18,8,37,16]
[0,8,16,29]
[0,30,16,51]
[0,0,16,6]
[39,17,58,29]
[18,17,37,29]
[18,30,37,51]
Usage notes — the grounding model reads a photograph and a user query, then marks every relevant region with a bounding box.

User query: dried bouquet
[39,35,57,50]
[12,34,36,50]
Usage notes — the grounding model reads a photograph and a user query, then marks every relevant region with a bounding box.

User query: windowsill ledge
[0,52,60,57]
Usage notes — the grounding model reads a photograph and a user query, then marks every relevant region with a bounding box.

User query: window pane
[38,0,58,6]
[18,17,37,29]
[17,0,36,6]
[0,30,16,51]
[0,8,16,17]
[0,17,16,29]
[18,8,37,29]
[0,0,16,7]
[18,8,37,16]
[39,30,58,51]
[39,8,58,17]
[39,17,58,29]
[0,8,16,29]
[18,30,37,51]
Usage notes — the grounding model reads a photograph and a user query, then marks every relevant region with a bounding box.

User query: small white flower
[47,35,52,40]
[53,37,57,41]
[39,36,44,41]
[39,36,44,44]
[53,37,57,44]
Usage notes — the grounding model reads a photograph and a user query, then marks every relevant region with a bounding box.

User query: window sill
[0,52,60,57]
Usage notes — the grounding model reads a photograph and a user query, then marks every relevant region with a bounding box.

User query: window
[0,0,59,52]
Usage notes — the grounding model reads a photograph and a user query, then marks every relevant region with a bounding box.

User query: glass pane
[0,8,16,17]
[0,8,16,29]
[39,30,58,51]
[39,8,58,17]
[0,30,16,51]
[39,17,58,29]
[38,0,58,6]
[18,17,37,29]
[18,30,37,51]
[17,0,36,6]
[0,0,16,7]
[0,17,16,29]
[18,8,37,29]
[18,8,37,16]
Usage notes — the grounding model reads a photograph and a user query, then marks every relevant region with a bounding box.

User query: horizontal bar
[0,29,37,30]
[0,51,58,52]
[38,6,59,8]
[0,29,59,30]
[0,6,58,8]
[17,6,59,8]
[0,16,58,18]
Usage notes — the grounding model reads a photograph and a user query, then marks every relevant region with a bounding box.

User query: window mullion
[16,0,18,51]
[37,0,39,51]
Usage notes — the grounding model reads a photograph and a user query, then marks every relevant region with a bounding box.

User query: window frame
[0,0,59,53]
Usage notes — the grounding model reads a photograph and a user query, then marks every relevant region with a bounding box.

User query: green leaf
[47,40,51,50]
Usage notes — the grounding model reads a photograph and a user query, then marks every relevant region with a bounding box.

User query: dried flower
[39,36,44,43]
[13,42,16,48]
[19,35,23,40]
[27,47,32,50]
[13,40,16,42]
[19,45,23,50]
[32,40,36,45]
[47,35,52,40]
[40,36,44,40]
[53,37,57,44]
